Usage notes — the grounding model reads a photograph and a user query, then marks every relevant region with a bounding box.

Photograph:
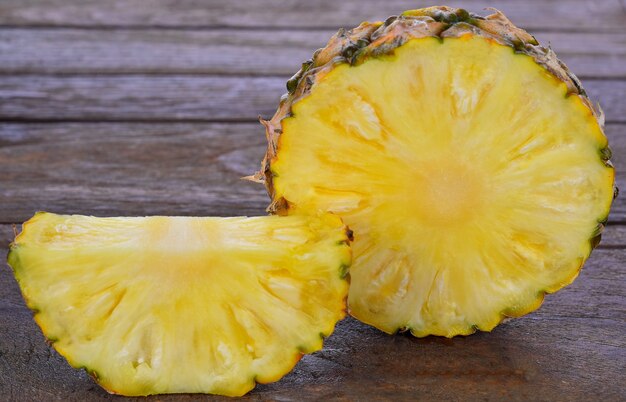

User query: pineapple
[255,7,615,337]
[8,212,351,396]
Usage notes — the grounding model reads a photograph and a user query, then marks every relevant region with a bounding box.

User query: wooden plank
[599,223,626,247]
[606,124,626,173]
[1,123,625,224]
[0,0,624,31]
[0,28,324,77]
[0,123,269,221]
[0,225,16,249]
[0,75,283,121]
[0,243,623,400]
[0,29,624,78]
[0,76,624,123]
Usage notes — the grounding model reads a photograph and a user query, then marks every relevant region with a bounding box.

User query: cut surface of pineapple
[262,13,614,337]
[8,212,351,396]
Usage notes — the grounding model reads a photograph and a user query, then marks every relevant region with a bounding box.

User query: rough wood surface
[1,1,625,400]
[0,0,624,31]
[1,122,624,224]
[0,123,269,221]
[1,77,624,123]
[1,29,624,78]
[600,223,626,246]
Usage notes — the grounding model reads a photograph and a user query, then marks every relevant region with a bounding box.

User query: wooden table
[1,1,624,400]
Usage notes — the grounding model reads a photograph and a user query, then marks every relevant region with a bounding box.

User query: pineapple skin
[254,6,616,335]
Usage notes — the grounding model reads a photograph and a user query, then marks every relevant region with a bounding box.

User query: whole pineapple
[255,7,615,337]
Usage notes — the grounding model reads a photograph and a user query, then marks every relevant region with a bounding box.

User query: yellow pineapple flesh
[258,8,615,337]
[8,212,351,396]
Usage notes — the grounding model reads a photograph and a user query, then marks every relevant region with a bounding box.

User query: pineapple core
[402,158,486,225]
[270,36,614,337]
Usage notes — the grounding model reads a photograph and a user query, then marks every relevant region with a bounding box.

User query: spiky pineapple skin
[254,6,616,335]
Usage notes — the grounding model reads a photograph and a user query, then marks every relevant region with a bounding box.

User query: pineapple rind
[255,7,615,337]
[7,212,352,396]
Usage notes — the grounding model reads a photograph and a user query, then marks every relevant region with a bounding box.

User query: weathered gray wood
[599,223,626,247]
[1,243,624,401]
[0,76,624,123]
[0,28,322,76]
[0,75,282,121]
[0,0,624,31]
[607,124,626,172]
[0,29,624,78]
[0,123,269,221]
[1,122,624,224]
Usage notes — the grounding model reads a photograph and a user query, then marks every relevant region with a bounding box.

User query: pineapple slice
[8,212,351,396]
[256,7,615,337]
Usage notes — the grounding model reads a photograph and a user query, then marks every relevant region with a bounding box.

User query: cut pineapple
[8,212,351,396]
[256,7,615,337]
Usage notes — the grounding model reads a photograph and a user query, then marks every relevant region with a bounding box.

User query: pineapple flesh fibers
[7,212,351,396]
[257,8,615,337]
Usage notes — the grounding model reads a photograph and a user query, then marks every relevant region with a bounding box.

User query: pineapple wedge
[256,7,615,337]
[8,212,351,396]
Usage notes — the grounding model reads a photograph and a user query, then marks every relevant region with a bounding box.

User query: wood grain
[0,75,282,121]
[599,223,626,247]
[608,124,626,171]
[0,123,269,221]
[1,241,624,401]
[1,77,624,123]
[0,0,624,31]
[1,122,624,224]
[0,29,624,78]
